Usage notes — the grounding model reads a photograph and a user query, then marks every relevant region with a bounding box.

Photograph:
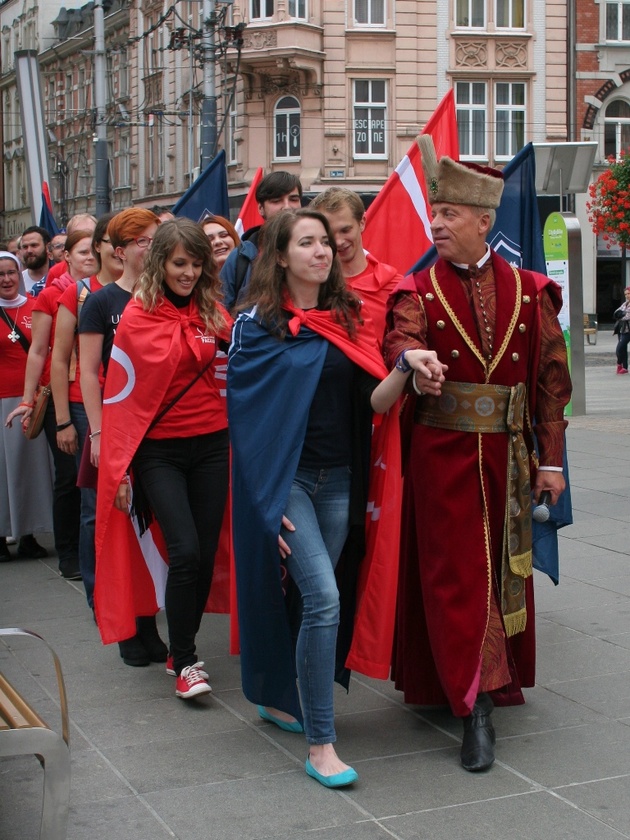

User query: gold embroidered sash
[415,380,531,637]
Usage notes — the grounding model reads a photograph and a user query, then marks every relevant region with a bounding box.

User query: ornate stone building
[574,0,630,316]
[0,0,568,235]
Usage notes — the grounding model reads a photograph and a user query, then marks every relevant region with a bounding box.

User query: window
[274,96,301,161]
[456,0,485,27]
[118,133,130,186]
[78,67,86,111]
[119,48,129,98]
[355,0,385,26]
[288,0,307,19]
[65,72,73,116]
[604,100,630,158]
[456,82,487,159]
[250,0,273,19]
[353,80,387,159]
[496,0,524,28]
[606,2,630,41]
[495,82,525,158]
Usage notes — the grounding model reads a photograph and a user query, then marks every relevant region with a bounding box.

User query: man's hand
[532,470,565,507]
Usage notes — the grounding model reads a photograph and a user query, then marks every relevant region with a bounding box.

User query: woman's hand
[56,423,78,455]
[405,349,448,396]
[5,402,32,429]
[114,476,131,512]
[90,434,101,468]
[278,515,295,559]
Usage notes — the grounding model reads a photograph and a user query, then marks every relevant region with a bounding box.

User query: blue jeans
[69,403,96,607]
[282,465,351,745]
[616,331,630,369]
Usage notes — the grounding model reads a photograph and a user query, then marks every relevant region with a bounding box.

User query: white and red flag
[362,89,459,275]
[235,167,264,237]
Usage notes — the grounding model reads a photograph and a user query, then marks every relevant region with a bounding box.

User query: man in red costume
[385,135,572,772]
[310,187,401,344]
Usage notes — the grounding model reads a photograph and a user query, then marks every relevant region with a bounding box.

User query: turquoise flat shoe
[305,758,358,788]
[257,705,304,733]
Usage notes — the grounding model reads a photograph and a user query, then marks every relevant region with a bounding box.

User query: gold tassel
[504,608,527,637]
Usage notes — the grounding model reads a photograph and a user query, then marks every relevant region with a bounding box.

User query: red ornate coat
[385,251,571,716]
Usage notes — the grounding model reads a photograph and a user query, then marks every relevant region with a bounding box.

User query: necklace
[1,305,21,342]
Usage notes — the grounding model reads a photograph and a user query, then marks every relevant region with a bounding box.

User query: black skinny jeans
[43,399,80,572]
[131,429,229,675]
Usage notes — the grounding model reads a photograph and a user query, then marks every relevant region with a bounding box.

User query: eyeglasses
[0,269,19,278]
[127,236,153,249]
[51,243,66,251]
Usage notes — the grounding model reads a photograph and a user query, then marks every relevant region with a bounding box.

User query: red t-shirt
[57,275,103,403]
[147,303,228,439]
[33,283,68,385]
[0,297,37,397]
[45,260,68,288]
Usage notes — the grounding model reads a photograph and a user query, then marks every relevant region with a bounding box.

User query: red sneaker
[166,655,208,679]
[175,663,212,699]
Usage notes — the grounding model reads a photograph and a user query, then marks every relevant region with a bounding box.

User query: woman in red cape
[95,218,232,701]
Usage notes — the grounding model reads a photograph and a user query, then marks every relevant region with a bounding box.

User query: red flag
[362,89,459,275]
[235,167,264,237]
[42,181,54,211]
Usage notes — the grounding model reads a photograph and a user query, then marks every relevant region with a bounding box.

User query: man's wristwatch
[395,350,412,373]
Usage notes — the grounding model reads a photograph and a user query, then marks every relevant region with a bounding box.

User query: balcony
[240,21,324,92]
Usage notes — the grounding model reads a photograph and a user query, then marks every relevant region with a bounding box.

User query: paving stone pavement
[1,329,629,840]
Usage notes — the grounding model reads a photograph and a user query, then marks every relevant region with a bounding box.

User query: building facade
[574,0,630,318]
[0,0,568,238]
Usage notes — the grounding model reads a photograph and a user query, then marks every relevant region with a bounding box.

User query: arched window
[274,96,301,161]
[604,99,630,159]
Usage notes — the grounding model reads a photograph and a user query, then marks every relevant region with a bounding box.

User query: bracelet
[120,473,130,485]
[89,429,101,441]
[411,371,426,396]
[394,350,412,374]
[19,401,34,409]
[56,420,73,432]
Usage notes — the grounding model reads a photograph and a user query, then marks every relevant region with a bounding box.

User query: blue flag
[405,142,572,583]
[39,191,60,237]
[172,150,229,221]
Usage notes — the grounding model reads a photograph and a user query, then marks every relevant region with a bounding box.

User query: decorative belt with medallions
[415,380,532,637]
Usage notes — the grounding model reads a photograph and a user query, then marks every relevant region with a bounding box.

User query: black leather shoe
[0,538,11,562]
[460,692,496,772]
[17,535,48,559]
[118,635,151,667]
[135,616,168,662]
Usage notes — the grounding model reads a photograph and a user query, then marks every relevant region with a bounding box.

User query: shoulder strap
[147,346,217,433]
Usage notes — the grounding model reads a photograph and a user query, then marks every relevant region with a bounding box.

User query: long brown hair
[239,208,362,338]
[134,218,226,334]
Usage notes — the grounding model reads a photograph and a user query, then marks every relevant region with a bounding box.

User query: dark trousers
[132,429,229,675]
[43,399,80,574]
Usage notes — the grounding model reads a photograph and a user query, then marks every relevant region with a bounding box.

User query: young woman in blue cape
[227,208,444,789]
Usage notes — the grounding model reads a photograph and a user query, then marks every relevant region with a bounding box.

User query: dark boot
[118,635,150,667]
[460,692,496,772]
[17,534,48,559]
[0,538,11,562]
[135,616,168,662]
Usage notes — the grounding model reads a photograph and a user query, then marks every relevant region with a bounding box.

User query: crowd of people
[1,151,571,789]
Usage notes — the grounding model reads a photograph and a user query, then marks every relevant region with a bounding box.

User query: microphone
[532,491,551,523]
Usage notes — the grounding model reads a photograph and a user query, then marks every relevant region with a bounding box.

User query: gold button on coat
[523,295,531,303]
[519,324,526,333]
[425,292,435,301]
[512,352,519,361]
[451,349,460,359]
[437,319,445,329]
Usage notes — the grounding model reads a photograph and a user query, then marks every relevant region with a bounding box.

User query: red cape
[94,297,232,644]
